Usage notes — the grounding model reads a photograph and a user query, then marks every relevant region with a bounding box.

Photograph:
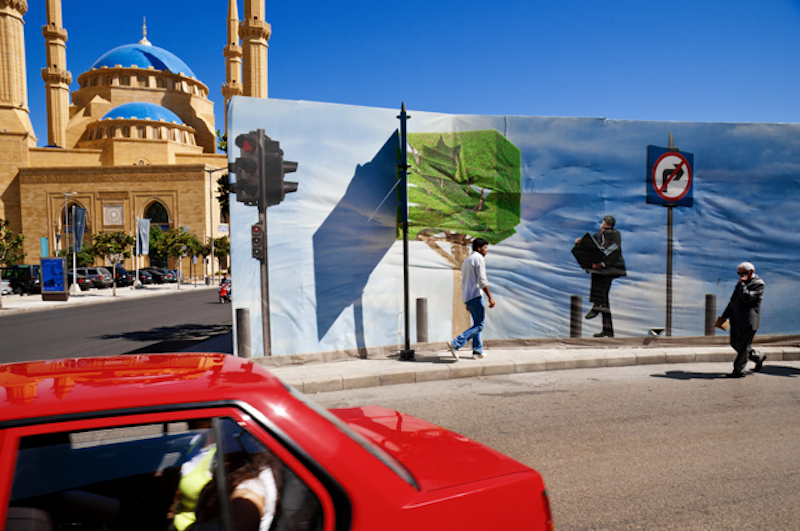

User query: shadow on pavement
[652,365,800,380]
[99,323,232,354]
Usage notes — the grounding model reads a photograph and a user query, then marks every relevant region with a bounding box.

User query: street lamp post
[204,167,228,285]
[61,192,77,294]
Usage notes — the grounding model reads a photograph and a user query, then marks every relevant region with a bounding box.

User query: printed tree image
[406,130,521,336]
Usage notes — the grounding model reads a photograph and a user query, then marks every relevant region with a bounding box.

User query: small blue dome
[92,43,196,78]
[101,102,183,123]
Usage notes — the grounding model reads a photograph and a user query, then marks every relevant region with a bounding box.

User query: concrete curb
[265,346,800,394]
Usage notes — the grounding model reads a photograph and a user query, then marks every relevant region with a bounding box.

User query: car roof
[0,354,287,424]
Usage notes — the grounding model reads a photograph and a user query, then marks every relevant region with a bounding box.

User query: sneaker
[473,352,485,359]
[754,355,766,372]
[447,342,459,361]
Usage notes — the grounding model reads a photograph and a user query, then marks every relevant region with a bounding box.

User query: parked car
[1,279,10,296]
[142,267,172,284]
[150,267,177,283]
[113,266,133,287]
[75,267,113,289]
[0,265,41,295]
[66,272,93,291]
[130,269,154,285]
[0,354,553,531]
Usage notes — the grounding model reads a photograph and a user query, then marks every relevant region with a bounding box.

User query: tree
[406,130,521,336]
[213,236,230,271]
[163,228,195,289]
[58,241,96,267]
[148,225,169,267]
[91,231,135,296]
[0,219,26,310]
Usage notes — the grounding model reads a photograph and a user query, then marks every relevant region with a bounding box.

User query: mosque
[0,0,270,276]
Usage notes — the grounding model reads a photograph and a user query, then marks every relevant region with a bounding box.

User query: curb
[263,346,800,394]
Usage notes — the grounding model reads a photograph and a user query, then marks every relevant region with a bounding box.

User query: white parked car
[1,279,11,295]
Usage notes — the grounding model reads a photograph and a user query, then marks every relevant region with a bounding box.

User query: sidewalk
[0,281,219,315]
[256,338,800,394]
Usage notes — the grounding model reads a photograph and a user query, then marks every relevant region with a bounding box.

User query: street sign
[647,145,693,207]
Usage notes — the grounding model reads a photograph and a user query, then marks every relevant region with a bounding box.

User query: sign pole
[398,103,414,361]
[666,205,673,336]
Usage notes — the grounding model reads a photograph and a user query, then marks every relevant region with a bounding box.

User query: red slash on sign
[658,160,686,194]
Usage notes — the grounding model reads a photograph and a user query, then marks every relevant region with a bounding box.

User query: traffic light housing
[264,137,299,207]
[232,131,264,207]
[251,221,265,262]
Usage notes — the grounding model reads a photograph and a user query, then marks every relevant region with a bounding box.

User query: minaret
[239,0,270,98]
[0,0,36,142]
[222,0,243,135]
[41,0,72,147]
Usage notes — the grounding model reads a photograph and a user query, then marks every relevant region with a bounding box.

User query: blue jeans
[452,297,485,354]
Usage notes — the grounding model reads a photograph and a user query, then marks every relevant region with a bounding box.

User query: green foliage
[91,232,135,264]
[163,228,195,260]
[213,236,230,259]
[217,174,230,222]
[406,130,521,245]
[216,130,228,153]
[148,225,168,266]
[0,219,26,266]
[58,242,96,266]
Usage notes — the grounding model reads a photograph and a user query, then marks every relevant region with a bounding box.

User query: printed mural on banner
[228,97,800,357]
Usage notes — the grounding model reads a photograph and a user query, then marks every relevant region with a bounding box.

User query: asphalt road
[0,289,232,363]
[313,361,800,530]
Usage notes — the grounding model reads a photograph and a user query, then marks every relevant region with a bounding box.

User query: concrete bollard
[705,294,716,336]
[416,298,428,343]
[236,308,252,358]
[570,295,582,338]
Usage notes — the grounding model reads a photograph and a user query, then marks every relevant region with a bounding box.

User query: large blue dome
[92,43,196,78]
[101,102,183,123]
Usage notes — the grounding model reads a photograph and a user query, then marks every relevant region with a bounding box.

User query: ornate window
[157,77,165,88]
[145,201,170,231]
[121,75,130,86]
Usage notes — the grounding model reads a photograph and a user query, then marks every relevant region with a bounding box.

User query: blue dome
[101,102,183,123]
[92,43,196,78]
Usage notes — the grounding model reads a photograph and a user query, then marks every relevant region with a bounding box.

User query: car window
[7,417,324,531]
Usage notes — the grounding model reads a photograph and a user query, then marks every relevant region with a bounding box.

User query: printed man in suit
[575,215,626,338]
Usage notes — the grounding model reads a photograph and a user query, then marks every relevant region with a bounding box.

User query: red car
[0,354,553,531]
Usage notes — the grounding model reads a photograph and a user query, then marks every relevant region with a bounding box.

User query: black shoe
[754,355,766,372]
[585,308,600,319]
[725,371,745,378]
[593,331,614,338]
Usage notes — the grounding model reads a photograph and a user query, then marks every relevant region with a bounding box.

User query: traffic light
[251,221,265,262]
[263,137,299,207]
[232,131,263,206]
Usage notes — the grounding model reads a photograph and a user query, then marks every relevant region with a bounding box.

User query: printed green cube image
[406,130,521,245]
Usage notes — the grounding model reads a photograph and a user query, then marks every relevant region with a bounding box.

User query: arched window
[121,75,130,86]
[138,126,146,139]
[110,126,116,138]
[123,126,130,138]
[157,78,165,88]
[154,127,162,139]
[173,80,182,91]
[105,76,112,85]
[145,201,170,231]
[138,76,147,87]
[93,77,99,86]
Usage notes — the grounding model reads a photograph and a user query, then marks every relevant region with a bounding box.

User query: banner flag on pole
[137,219,151,255]
[73,208,87,251]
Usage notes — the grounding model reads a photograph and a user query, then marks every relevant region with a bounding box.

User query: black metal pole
[398,103,414,361]
[666,205,673,337]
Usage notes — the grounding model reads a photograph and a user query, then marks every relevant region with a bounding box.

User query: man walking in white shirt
[448,238,495,360]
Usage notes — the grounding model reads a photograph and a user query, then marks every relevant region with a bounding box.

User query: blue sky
[22,0,800,147]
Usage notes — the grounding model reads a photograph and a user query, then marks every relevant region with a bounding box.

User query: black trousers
[590,274,614,335]
[730,328,762,374]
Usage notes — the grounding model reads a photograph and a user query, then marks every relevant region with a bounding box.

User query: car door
[0,408,342,531]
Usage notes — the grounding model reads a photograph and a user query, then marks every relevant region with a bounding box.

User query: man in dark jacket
[719,261,766,378]
[575,215,626,337]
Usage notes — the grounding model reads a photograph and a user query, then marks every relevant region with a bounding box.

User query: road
[0,289,232,362]
[313,361,800,530]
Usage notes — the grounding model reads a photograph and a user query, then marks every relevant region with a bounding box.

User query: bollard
[236,308,252,358]
[570,295,582,338]
[416,298,428,343]
[704,294,716,336]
